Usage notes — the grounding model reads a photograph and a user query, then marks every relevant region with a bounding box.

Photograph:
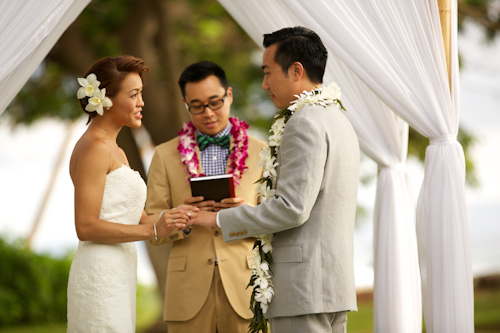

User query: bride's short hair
[79,56,149,124]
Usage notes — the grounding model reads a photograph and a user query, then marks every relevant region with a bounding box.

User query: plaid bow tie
[197,133,230,151]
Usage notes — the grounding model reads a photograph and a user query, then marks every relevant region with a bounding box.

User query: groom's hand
[184,196,216,211]
[213,196,246,212]
[187,210,218,228]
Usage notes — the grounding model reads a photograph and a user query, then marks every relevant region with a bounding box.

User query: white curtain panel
[326,57,422,333]
[283,0,472,332]
[219,1,422,332]
[0,0,91,116]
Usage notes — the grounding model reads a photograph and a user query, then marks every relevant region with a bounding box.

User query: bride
[66,56,196,332]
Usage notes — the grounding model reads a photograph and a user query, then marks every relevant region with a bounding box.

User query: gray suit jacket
[218,104,360,318]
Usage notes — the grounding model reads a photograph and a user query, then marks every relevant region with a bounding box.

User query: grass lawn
[0,324,67,333]
[474,287,500,333]
[347,287,500,333]
[2,284,499,332]
[347,290,374,332]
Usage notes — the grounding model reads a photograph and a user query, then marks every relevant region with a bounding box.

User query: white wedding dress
[67,165,147,333]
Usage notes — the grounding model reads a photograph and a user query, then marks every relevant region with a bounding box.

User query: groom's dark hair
[263,26,327,84]
[178,61,229,98]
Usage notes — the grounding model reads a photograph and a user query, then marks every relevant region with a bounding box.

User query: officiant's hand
[184,196,216,211]
[213,197,246,212]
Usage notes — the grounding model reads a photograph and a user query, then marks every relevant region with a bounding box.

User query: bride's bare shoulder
[70,131,110,180]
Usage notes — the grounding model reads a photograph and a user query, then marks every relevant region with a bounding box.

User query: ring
[174,219,176,223]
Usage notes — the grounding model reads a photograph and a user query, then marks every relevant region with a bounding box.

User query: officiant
[145,61,267,333]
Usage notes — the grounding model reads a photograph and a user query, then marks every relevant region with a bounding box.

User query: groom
[189,27,360,333]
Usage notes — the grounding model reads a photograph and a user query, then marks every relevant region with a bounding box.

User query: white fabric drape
[282,1,472,332]
[219,1,422,332]
[0,0,91,116]
[334,62,422,332]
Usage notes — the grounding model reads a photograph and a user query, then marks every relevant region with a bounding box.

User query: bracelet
[159,209,167,220]
[153,223,158,241]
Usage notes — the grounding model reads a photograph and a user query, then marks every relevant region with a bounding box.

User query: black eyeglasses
[186,92,227,115]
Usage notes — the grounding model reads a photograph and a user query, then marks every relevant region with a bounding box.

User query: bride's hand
[174,204,200,214]
[156,205,199,238]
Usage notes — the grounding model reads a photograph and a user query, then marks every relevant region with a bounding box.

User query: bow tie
[197,133,230,151]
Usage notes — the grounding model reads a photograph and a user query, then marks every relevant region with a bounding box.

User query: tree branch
[119,0,188,147]
[458,2,500,32]
[47,19,96,75]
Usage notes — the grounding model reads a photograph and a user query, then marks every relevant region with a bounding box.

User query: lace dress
[67,165,147,333]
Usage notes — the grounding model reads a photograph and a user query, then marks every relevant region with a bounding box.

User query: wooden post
[438,0,451,89]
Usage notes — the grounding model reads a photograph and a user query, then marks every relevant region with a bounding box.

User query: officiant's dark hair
[79,56,149,124]
[178,61,229,98]
[263,26,327,84]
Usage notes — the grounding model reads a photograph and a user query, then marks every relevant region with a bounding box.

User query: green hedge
[0,237,73,327]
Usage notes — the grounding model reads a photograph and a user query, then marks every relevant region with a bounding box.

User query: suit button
[208,259,213,265]
[243,230,247,235]
[229,232,234,237]
[214,230,220,236]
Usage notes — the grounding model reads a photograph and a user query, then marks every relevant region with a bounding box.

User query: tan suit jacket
[145,133,266,321]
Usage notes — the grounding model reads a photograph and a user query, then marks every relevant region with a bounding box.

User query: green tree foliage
[459,0,500,41]
[4,0,493,185]
[0,237,73,327]
[4,0,266,180]
[5,0,264,126]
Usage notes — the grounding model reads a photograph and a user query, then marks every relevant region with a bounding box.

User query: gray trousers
[269,311,348,333]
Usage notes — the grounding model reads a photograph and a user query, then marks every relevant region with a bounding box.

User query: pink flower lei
[177,117,249,184]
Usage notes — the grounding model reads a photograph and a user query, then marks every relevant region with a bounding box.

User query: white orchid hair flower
[77,73,112,116]
[85,88,113,116]
[77,73,101,99]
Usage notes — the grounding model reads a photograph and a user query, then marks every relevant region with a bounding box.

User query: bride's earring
[107,107,110,110]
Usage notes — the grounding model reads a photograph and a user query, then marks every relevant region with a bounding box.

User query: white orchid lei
[248,82,345,333]
[76,73,112,116]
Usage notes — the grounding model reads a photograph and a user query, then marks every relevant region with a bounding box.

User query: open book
[189,174,235,202]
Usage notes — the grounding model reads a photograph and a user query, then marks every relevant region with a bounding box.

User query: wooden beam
[438,0,451,89]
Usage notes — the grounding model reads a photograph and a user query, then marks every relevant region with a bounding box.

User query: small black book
[189,174,235,202]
